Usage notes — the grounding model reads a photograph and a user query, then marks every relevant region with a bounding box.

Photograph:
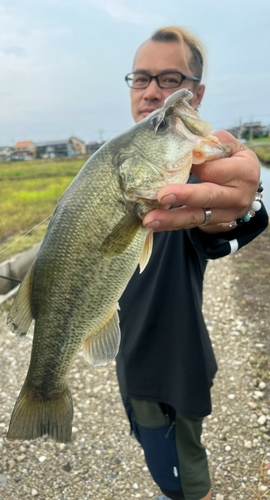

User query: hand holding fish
[143,131,260,232]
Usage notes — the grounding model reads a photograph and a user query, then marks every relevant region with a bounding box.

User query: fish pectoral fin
[139,231,153,273]
[7,263,35,336]
[100,212,141,256]
[83,307,121,366]
[7,383,73,443]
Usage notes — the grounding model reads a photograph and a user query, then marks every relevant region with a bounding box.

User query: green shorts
[123,398,211,500]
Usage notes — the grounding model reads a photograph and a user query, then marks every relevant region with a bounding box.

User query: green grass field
[246,138,270,164]
[0,157,86,262]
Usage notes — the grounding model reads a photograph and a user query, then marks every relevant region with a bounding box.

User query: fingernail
[143,219,161,229]
[160,193,177,205]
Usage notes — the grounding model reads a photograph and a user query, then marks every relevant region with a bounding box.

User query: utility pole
[238,119,243,140]
[98,129,105,143]
[249,125,253,142]
[249,115,253,142]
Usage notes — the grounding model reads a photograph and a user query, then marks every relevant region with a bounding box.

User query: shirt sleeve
[188,203,269,260]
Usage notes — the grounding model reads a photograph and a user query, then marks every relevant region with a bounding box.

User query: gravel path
[0,228,269,500]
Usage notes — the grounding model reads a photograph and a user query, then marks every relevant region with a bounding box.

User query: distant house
[227,121,265,140]
[261,125,270,137]
[36,137,86,159]
[226,126,241,139]
[243,122,262,133]
[69,136,86,155]
[86,141,105,155]
[12,140,36,160]
[0,146,12,161]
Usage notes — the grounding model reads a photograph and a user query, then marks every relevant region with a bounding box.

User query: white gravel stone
[253,390,264,399]
[257,415,267,426]
[259,485,268,493]
[0,474,7,487]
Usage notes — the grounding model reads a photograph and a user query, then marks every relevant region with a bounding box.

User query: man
[117,27,268,500]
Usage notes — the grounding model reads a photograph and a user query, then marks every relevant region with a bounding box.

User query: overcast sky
[0,0,269,146]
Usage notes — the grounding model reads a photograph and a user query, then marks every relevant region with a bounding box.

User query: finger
[156,182,251,212]
[192,152,260,187]
[142,206,238,231]
[192,131,260,186]
[143,206,204,230]
[211,130,247,155]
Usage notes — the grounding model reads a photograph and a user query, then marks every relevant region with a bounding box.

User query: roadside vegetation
[0,157,86,262]
[246,137,270,165]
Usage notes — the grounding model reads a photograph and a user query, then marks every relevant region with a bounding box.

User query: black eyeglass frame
[125,70,200,89]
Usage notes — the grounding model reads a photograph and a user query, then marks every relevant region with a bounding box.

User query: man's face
[130,40,205,123]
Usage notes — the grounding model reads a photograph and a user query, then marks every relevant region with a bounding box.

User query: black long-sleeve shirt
[117,201,268,418]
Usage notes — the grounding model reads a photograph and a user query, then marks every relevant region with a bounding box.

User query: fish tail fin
[7,384,73,443]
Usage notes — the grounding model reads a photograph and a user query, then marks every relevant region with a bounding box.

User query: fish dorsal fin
[100,211,141,256]
[7,263,35,336]
[139,231,153,273]
[83,307,121,366]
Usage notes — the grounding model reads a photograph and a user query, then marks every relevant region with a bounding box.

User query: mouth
[140,107,158,117]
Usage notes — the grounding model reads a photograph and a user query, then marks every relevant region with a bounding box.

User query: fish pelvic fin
[7,263,35,336]
[7,384,73,443]
[100,211,141,256]
[83,307,120,366]
[139,230,153,273]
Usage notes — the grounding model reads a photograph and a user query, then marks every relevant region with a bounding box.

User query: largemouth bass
[7,89,229,442]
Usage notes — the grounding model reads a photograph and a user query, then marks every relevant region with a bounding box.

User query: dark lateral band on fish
[6,89,230,443]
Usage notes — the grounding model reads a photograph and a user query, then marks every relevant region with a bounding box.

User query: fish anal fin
[83,307,120,366]
[7,263,35,336]
[7,384,73,443]
[100,212,141,256]
[139,231,153,273]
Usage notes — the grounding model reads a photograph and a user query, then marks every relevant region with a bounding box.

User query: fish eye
[150,117,167,130]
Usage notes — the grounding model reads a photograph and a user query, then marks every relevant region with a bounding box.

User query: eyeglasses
[125,71,200,89]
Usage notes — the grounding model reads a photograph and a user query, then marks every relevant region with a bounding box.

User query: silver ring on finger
[201,208,212,226]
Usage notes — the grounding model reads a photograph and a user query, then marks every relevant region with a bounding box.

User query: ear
[190,84,205,111]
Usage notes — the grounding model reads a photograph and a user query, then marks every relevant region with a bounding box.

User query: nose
[142,78,164,101]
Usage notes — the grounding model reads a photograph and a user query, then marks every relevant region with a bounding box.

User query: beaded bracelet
[228,181,263,228]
